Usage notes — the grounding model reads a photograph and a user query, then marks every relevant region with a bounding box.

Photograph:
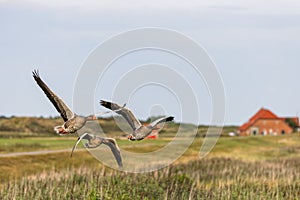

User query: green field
[1,133,300,199]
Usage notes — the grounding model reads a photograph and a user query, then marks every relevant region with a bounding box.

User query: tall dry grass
[1,156,300,199]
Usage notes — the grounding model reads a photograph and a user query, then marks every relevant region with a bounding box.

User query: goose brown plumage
[100,100,174,141]
[71,133,123,168]
[32,69,97,135]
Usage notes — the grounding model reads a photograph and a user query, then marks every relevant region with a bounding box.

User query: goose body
[100,100,174,141]
[54,114,97,134]
[32,70,97,135]
[71,133,123,168]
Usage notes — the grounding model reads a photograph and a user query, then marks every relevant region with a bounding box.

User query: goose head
[127,134,136,141]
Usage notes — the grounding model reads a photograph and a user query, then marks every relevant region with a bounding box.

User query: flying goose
[32,69,97,135]
[100,100,174,141]
[71,132,123,167]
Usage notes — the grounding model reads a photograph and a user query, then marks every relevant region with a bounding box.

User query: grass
[0,151,98,183]
[1,156,300,199]
[1,133,300,199]
[210,134,300,160]
[0,137,76,153]
[1,134,300,158]
[0,137,173,154]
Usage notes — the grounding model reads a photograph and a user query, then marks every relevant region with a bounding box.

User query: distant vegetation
[0,116,238,138]
[285,118,299,131]
[0,116,62,136]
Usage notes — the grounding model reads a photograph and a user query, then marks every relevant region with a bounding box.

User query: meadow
[1,132,300,199]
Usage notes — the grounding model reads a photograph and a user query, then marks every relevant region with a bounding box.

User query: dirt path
[0,149,85,157]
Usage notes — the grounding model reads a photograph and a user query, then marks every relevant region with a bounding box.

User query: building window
[281,130,285,135]
[251,127,259,135]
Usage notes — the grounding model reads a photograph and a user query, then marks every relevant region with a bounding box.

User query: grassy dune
[0,116,237,138]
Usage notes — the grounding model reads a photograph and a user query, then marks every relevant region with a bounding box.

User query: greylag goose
[32,69,97,135]
[71,133,123,167]
[100,100,174,141]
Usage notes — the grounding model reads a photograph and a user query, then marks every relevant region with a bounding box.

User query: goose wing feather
[149,116,174,127]
[100,100,141,131]
[70,133,91,157]
[32,69,73,122]
[103,138,123,168]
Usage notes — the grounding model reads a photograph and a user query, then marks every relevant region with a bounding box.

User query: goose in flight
[71,133,123,168]
[100,100,174,141]
[32,69,97,135]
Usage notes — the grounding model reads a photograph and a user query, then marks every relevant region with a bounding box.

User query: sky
[0,0,300,125]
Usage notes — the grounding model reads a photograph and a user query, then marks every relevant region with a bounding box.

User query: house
[238,108,299,136]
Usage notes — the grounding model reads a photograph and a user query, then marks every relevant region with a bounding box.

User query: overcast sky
[1,0,300,125]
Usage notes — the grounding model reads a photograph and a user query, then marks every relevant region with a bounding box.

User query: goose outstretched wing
[149,116,174,127]
[70,133,91,157]
[100,100,142,131]
[32,69,73,122]
[103,138,123,168]
[70,133,123,167]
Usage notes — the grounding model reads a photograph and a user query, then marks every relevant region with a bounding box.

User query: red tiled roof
[238,122,251,131]
[239,108,279,131]
[249,108,278,121]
